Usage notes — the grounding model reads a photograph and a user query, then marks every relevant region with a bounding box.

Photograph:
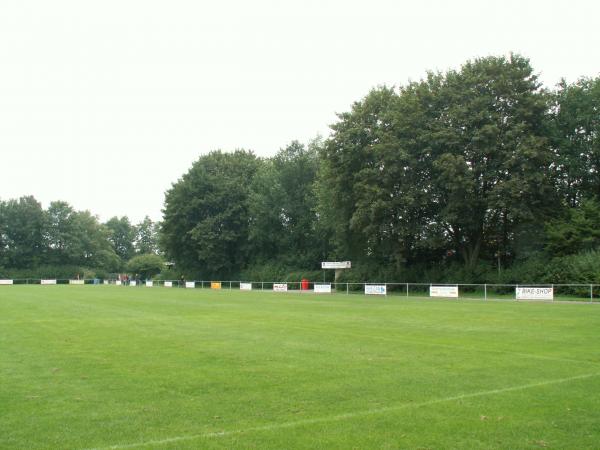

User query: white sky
[1,0,599,223]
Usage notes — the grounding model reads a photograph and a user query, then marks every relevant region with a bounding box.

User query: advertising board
[164,281,173,288]
[314,284,332,293]
[516,287,553,300]
[240,282,252,291]
[41,279,57,285]
[185,281,195,289]
[273,283,288,292]
[0,279,14,285]
[430,285,459,298]
[211,282,222,289]
[365,284,386,295]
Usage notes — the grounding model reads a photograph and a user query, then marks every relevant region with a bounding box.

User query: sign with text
[0,279,13,285]
[146,281,153,287]
[130,281,137,287]
[69,279,85,285]
[516,287,553,300]
[185,281,195,289]
[41,279,57,285]
[321,261,351,269]
[430,285,459,298]
[365,284,386,295]
[164,281,173,288]
[211,282,222,289]
[240,282,252,291]
[273,283,288,292]
[314,284,332,293]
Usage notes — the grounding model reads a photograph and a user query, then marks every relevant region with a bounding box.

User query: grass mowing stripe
[86,371,600,450]
[224,319,600,367]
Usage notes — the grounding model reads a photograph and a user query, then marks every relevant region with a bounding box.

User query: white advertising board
[0,279,13,285]
[430,285,459,298]
[186,281,195,289]
[516,287,553,300]
[240,282,252,291]
[103,280,109,285]
[365,284,387,295]
[164,281,173,288]
[116,280,122,286]
[69,279,85,285]
[314,284,332,293]
[41,279,57,285]
[146,281,153,287]
[321,261,351,269]
[130,280,137,287]
[273,283,288,292]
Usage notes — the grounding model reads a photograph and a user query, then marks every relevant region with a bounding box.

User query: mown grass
[1,286,600,449]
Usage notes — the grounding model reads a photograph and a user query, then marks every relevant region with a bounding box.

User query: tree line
[2,54,599,283]
[161,54,600,283]
[0,198,162,279]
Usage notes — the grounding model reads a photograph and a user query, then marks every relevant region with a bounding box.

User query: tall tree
[161,150,261,278]
[428,54,554,266]
[550,76,600,206]
[248,139,326,267]
[105,216,136,263]
[0,196,46,268]
[134,216,160,255]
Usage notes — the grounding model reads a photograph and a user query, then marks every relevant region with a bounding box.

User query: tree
[134,216,160,255]
[69,211,120,270]
[126,253,165,279]
[105,216,136,263]
[428,55,554,266]
[319,55,555,274]
[0,196,46,268]
[546,199,600,256]
[161,150,261,278]
[248,139,327,267]
[317,87,400,264]
[550,76,600,206]
[45,201,78,265]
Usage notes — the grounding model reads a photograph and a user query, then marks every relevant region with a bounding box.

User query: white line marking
[85,371,600,450]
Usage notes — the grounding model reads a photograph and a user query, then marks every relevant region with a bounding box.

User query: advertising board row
[0,280,556,300]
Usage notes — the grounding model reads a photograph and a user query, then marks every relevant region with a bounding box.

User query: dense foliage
[161,55,600,282]
[2,54,600,283]
[0,198,161,278]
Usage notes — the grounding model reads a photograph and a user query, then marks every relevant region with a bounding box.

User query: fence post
[406,283,409,297]
[261,282,264,291]
[591,284,594,303]
[551,283,554,302]
[346,282,349,295]
[484,283,487,301]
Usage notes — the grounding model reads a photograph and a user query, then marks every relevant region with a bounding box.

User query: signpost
[321,261,351,283]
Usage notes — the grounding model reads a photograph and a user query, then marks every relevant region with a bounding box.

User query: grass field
[1,286,600,449]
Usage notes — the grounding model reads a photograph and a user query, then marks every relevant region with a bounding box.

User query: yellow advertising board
[211,282,222,289]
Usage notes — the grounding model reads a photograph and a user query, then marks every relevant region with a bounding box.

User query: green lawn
[1,286,600,449]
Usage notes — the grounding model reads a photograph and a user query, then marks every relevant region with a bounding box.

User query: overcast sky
[1,0,599,223]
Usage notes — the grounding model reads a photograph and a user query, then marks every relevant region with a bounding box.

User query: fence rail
[2,278,600,303]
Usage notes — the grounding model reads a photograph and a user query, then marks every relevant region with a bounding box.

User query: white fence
[2,278,600,302]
